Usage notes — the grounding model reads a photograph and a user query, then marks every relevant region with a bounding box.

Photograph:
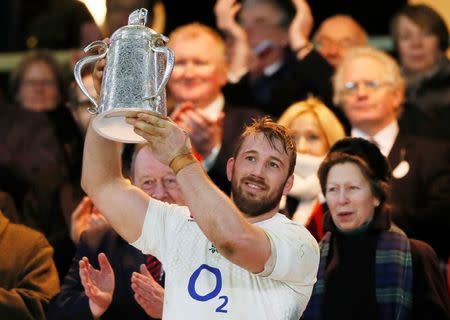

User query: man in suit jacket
[48,145,185,319]
[0,210,59,320]
[166,22,264,194]
[215,0,336,119]
[333,46,450,261]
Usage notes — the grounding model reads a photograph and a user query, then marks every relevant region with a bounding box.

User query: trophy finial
[128,8,148,26]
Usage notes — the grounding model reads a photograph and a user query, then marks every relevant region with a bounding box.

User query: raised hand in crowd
[171,102,224,160]
[214,0,250,80]
[70,196,108,245]
[79,253,115,319]
[288,0,314,58]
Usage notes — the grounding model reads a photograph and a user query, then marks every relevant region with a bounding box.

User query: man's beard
[231,175,285,217]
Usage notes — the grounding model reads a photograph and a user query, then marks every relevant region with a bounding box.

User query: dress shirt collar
[351,121,399,157]
[263,59,283,77]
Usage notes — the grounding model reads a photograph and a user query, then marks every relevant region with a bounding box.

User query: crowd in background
[0,0,449,319]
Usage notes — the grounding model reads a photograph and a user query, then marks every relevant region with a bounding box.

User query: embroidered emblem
[209,243,218,254]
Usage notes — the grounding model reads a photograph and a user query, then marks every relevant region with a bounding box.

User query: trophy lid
[128,8,148,26]
[111,8,168,44]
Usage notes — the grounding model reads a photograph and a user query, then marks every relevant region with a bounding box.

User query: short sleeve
[260,219,320,289]
[130,198,190,263]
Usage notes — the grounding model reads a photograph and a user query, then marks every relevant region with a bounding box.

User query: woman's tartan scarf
[303,226,413,320]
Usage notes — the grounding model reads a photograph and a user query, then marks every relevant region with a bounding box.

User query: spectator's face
[239,3,287,50]
[168,35,227,109]
[395,15,441,74]
[289,112,329,156]
[239,3,288,72]
[338,57,402,134]
[18,61,60,112]
[133,148,186,205]
[325,162,378,232]
[227,133,293,217]
[315,17,366,67]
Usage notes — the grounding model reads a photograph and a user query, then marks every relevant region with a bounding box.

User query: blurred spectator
[313,15,368,67]
[48,145,177,320]
[278,97,345,240]
[0,210,60,320]
[333,46,450,262]
[0,50,84,278]
[306,0,407,35]
[215,0,336,120]
[390,4,450,139]
[164,22,264,193]
[0,0,102,108]
[302,138,450,320]
[67,73,97,136]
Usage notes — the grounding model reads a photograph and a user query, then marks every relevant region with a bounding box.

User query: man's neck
[354,119,395,137]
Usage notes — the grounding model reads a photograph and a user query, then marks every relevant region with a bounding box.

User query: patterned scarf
[303,226,413,320]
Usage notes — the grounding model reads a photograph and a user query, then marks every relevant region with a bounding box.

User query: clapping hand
[79,253,115,319]
[288,0,314,53]
[171,102,224,159]
[131,264,165,318]
[214,0,251,79]
[70,196,108,244]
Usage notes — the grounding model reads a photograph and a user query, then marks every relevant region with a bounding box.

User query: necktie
[145,255,162,283]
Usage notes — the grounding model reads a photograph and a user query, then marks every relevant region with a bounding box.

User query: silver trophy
[74,8,174,143]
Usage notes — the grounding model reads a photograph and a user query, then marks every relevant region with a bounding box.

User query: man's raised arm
[81,124,150,242]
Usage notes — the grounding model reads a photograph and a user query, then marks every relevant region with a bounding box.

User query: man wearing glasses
[48,145,178,319]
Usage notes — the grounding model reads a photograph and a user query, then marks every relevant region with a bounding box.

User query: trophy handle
[151,46,174,100]
[74,40,109,114]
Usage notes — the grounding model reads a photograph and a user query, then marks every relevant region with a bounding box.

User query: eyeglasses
[341,80,391,95]
[314,37,356,51]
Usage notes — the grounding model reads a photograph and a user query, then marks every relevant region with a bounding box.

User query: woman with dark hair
[302,138,449,320]
[390,4,449,131]
[0,50,84,278]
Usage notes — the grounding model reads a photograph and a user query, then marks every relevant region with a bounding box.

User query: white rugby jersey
[131,199,319,319]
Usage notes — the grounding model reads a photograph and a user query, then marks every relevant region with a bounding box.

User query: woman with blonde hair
[278,97,345,240]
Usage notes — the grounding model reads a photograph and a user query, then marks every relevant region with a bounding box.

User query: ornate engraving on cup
[73,8,174,143]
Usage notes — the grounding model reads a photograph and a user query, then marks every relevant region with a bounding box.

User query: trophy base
[92,108,164,143]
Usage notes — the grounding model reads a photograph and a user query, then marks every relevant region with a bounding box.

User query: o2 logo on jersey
[188,264,229,313]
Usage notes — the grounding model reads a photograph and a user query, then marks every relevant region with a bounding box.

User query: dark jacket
[387,133,450,260]
[48,225,160,320]
[223,49,349,130]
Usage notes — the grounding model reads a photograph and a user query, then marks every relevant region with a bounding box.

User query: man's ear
[226,157,235,182]
[283,174,294,195]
